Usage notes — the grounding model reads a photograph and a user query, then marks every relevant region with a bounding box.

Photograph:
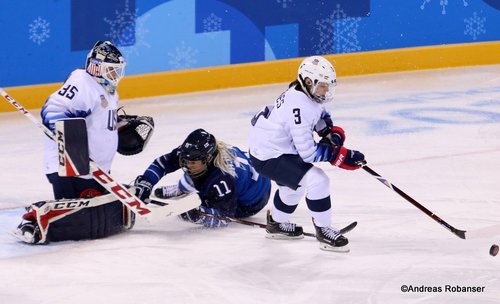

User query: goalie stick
[201,212,357,237]
[0,88,194,222]
[361,163,467,239]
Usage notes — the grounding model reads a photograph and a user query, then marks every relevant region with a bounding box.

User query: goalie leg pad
[47,201,125,242]
[14,194,133,244]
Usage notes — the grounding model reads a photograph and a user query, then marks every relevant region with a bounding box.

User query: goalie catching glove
[117,110,154,156]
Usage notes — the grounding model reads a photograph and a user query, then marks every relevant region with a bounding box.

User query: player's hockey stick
[0,88,193,222]
[201,212,357,237]
[360,163,467,239]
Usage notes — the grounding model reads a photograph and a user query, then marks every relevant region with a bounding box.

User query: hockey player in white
[15,41,152,244]
[41,41,125,177]
[248,56,365,252]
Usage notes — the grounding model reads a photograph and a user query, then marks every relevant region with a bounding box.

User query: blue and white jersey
[248,85,325,163]
[41,69,119,175]
[142,146,270,217]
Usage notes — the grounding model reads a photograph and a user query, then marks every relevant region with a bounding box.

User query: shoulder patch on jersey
[100,95,108,108]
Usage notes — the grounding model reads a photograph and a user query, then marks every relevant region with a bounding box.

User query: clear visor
[101,62,125,86]
[311,81,336,103]
[180,158,209,179]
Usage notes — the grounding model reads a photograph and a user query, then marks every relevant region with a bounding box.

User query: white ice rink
[1,65,499,303]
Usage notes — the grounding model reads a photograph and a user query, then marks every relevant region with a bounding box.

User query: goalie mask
[86,41,126,94]
[297,56,337,104]
[117,114,154,156]
[179,129,217,179]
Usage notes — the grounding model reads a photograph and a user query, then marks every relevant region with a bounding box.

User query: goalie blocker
[55,114,155,177]
[55,118,90,176]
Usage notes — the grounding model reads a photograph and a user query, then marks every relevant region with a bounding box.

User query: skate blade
[9,230,35,244]
[319,243,350,253]
[265,233,304,240]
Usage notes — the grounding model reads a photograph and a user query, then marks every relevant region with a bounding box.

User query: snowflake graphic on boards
[104,0,150,56]
[420,0,469,15]
[202,13,222,38]
[168,41,199,69]
[276,0,293,9]
[28,17,50,45]
[315,4,361,54]
[464,12,486,40]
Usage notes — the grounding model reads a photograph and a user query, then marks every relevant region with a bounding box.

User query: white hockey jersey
[248,86,325,163]
[41,69,119,175]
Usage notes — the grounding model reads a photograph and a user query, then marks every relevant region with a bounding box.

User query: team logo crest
[100,95,108,108]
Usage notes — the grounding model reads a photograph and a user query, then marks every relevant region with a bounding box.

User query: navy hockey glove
[134,175,153,201]
[179,207,229,228]
[199,206,229,228]
[331,146,365,170]
[179,208,202,223]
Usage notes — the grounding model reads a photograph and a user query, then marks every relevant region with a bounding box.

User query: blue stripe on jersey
[41,104,92,130]
[313,144,336,162]
[143,154,179,185]
[65,109,92,119]
[231,147,270,206]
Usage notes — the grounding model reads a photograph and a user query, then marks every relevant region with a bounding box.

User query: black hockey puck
[489,244,499,257]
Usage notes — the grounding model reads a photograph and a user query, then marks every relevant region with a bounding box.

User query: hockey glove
[199,206,230,228]
[179,208,203,223]
[318,126,346,147]
[330,126,346,146]
[179,207,229,228]
[134,175,153,201]
[331,146,365,170]
[315,112,333,137]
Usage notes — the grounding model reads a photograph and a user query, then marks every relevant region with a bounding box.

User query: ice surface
[1,65,499,303]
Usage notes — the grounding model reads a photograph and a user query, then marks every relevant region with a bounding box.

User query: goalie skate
[11,222,42,244]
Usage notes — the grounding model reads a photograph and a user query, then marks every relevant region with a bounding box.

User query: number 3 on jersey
[293,108,301,124]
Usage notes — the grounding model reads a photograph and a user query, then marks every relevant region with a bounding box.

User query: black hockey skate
[313,220,349,252]
[265,210,304,239]
[154,184,188,200]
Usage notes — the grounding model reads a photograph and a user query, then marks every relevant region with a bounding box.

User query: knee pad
[300,166,330,200]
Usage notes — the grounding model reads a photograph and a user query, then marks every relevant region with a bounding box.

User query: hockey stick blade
[145,194,201,220]
[339,221,358,235]
[202,213,357,238]
[361,164,467,239]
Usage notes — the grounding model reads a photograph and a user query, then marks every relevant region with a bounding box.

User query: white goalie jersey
[248,86,325,163]
[41,69,119,175]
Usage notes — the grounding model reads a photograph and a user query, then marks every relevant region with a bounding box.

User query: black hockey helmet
[179,129,217,178]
